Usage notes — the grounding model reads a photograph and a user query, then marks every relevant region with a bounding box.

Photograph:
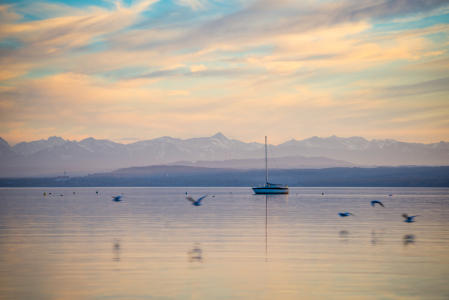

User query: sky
[0,0,448,146]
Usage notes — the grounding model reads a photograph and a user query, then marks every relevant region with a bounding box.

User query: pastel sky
[0,0,448,145]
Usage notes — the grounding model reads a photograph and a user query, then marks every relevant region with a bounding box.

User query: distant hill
[0,133,447,177]
[93,165,243,177]
[2,166,448,188]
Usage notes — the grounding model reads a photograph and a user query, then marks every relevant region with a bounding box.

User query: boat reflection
[264,194,289,262]
[261,193,289,203]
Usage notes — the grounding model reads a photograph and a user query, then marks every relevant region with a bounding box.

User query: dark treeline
[1,166,449,187]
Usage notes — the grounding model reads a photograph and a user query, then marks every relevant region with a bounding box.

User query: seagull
[338,212,354,217]
[187,195,207,206]
[402,213,419,223]
[112,196,124,202]
[371,200,385,208]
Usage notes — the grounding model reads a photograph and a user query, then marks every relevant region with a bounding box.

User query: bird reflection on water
[113,238,121,262]
[403,234,416,246]
[339,230,350,243]
[371,229,385,245]
[188,243,202,262]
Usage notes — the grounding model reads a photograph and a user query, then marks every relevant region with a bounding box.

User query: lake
[0,187,448,299]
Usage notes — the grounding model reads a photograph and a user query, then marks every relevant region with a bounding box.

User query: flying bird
[338,212,355,217]
[112,196,124,202]
[187,195,208,206]
[402,214,419,223]
[371,200,385,208]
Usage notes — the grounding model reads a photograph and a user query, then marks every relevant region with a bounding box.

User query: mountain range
[0,133,448,177]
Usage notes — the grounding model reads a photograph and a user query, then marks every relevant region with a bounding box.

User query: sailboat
[252,137,289,194]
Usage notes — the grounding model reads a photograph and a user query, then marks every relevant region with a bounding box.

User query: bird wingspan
[371,200,384,207]
[186,197,196,203]
[196,195,208,203]
[338,212,354,217]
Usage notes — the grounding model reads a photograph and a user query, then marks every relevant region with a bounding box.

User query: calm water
[0,187,448,299]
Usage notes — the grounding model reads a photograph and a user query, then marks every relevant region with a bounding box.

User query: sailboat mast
[265,136,268,184]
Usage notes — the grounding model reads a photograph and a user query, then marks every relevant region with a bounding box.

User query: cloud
[0,0,160,80]
[0,0,448,144]
[2,0,447,82]
[167,90,190,95]
[173,0,449,49]
[175,0,209,11]
[134,69,184,79]
[190,64,207,72]
[382,77,449,97]
[0,5,21,24]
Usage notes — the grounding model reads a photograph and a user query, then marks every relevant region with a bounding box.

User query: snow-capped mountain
[274,135,449,165]
[0,137,15,157]
[0,133,447,177]
[12,136,68,156]
[278,135,449,151]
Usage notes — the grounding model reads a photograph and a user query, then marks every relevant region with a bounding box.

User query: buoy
[185,192,187,194]
[96,190,98,194]
[43,192,47,196]
[389,194,393,196]
[60,195,63,196]
[322,193,324,195]
[73,192,75,194]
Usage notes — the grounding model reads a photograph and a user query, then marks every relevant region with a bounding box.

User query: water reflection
[188,243,202,262]
[262,193,289,203]
[265,195,268,262]
[403,234,416,246]
[371,229,385,245]
[113,238,121,262]
[264,194,289,262]
[1,187,448,300]
[339,230,350,243]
